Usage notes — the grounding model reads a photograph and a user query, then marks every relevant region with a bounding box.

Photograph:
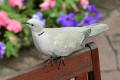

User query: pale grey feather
[26,19,109,57]
[44,28,85,56]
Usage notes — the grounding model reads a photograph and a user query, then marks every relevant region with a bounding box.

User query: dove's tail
[88,24,109,36]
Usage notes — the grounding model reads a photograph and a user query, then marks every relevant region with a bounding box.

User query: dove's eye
[30,24,34,26]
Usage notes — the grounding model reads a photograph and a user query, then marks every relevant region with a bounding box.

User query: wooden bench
[8,42,101,80]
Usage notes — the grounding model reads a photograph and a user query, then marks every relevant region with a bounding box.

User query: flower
[10,36,17,42]
[58,13,78,27]
[23,0,28,4]
[73,5,80,12]
[39,0,56,11]
[6,19,22,33]
[8,0,24,9]
[0,11,9,27]
[32,12,46,27]
[80,0,89,9]
[0,11,23,33]
[78,13,97,26]
[49,0,56,8]
[95,12,102,20]
[88,5,102,20]
[88,5,97,13]
[0,42,6,58]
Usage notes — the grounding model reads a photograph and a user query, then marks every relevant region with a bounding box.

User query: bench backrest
[8,42,101,80]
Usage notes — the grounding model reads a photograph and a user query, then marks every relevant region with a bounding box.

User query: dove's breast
[32,32,54,56]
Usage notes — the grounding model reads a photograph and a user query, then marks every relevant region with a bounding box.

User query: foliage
[0,0,102,58]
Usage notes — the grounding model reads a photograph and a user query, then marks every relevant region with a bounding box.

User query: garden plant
[0,0,102,58]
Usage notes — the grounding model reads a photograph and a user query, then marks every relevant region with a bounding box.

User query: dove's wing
[43,24,108,56]
[44,27,89,56]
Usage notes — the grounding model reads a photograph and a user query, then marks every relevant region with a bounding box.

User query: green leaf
[4,31,15,41]
[75,11,85,22]
[22,25,31,36]
[5,41,21,58]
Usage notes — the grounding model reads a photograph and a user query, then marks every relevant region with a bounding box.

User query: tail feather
[88,24,109,36]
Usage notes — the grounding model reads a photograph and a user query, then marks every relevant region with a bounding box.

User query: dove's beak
[22,22,29,24]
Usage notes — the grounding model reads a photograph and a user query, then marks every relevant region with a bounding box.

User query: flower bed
[0,0,102,58]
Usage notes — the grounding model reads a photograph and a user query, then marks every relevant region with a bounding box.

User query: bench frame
[8,42,101,80]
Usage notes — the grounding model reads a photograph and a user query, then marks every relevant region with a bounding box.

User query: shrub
[0,0,102,58]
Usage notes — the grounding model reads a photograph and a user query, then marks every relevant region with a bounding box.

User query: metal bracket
[85,42,98,51]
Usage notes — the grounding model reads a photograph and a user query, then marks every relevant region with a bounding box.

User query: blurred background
[0,0,120,80]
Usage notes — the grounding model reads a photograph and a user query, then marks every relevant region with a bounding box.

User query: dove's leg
[44,57,54,66]
[58,56,65,69]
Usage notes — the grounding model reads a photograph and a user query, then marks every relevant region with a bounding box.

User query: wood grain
[8,50,92,80]
[76,73,87,80]
[8,42,101,80]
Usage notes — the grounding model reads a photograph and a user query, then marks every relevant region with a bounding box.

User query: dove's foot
[58,56,65,69]
[81,44,84,47]
[44,57,54,66]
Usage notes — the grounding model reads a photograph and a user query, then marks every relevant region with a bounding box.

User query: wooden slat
[76,73,87,80]
[88,48,101,80]
[8,49,93,80]
[86,42,101,80]
[88,71,94,80]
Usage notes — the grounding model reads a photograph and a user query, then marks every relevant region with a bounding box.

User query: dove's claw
[44,56,65,69]
[44,57,54,66]
[58,56,65,69]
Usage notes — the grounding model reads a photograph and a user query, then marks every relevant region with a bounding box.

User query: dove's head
[23,19,43,32]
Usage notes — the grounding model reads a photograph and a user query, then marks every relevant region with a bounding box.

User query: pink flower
[10,36,17,41]
[6,19,22,33]
[73,5,80,12]
[74,7,80,12]
[0,11,9,27]
[0,11,22,33]
[39,0,56,11]
[50,0,56,8]
[80,0,89,9]
[8,0,23,9]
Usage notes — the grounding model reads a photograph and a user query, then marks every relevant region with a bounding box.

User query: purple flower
[0,42,6,58]
[78,13,97,26]
[95,12,102,20]
[88,5,102,20]
[32,12,46,27]
[88,5,98,13]
[23,0,28,4]
[58,13,78,27]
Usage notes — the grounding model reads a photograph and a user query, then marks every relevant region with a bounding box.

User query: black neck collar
[38,31,44,36]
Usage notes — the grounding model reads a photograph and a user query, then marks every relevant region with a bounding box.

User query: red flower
[39,0,56,11]
[8,0,24,9]
[0,11,9,27]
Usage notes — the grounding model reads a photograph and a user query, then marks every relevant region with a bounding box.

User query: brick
[101,9,120,35]
[4,56,44,71]
[109,35,120,51]
[100,9,120,52]
[0,48,50,71]
[97,8,109,17]
[91,0,120,10]
[0,65,17,79]
[101,71,120,80]
[118,53,120,69]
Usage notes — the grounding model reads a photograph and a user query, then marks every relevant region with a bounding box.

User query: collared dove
[23,19,109,64]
